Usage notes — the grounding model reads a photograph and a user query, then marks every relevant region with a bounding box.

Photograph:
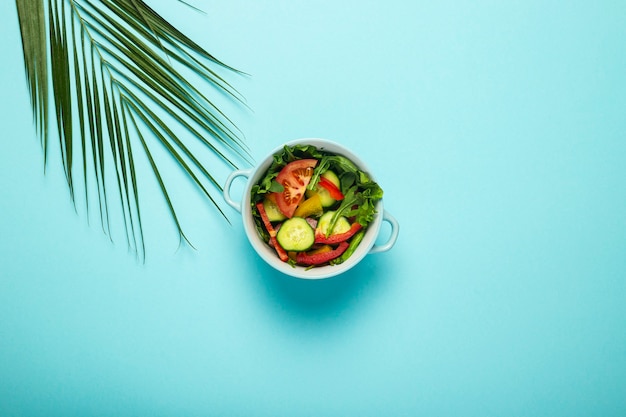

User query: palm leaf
[16,0,48,157]
[15,0,250,260]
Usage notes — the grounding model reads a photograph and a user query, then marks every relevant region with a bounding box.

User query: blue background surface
[1,1,625,416]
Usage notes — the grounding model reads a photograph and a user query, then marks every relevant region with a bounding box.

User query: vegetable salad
[251,144,383,268]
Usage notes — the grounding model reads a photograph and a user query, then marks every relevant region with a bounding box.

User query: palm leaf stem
[102,0,247,103]
[122,94,228,219]
[115,80,236,176]
[74,3,249,165]
[82,19,246,160]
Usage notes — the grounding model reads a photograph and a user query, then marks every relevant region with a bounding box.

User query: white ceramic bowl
[223,138,399,279]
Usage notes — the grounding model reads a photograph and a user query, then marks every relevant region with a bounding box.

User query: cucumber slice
[263,194,287,222]
[276,217,315,251]
[321,170,340,187]
[306,170,341,207]
[316,211,351,236]
[312,188,335,208]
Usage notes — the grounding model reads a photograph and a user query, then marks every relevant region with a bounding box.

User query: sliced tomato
[275,159,318,218]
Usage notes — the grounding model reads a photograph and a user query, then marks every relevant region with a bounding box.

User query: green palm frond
[15,0,250,260]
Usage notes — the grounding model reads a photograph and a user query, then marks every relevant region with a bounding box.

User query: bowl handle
[223,169,252,213]
[369,210,399,254]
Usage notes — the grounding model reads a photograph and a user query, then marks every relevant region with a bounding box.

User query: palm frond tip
[15,0,250,260]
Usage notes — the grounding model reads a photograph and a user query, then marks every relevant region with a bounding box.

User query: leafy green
[308,155,359,189]
[326,178,383,235]
[310,153,383,235]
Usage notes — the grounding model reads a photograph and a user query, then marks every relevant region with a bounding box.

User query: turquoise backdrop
[1,1,625,416]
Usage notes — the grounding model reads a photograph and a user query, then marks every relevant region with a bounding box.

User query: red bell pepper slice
[314,222,362,245]
[296,241,349,265]
[256,202,289,262]
[318,177,344,200]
